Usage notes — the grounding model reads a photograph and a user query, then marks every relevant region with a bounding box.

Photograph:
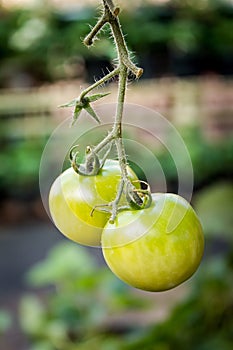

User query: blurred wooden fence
[0,88,55,142]
[0,77,232,143]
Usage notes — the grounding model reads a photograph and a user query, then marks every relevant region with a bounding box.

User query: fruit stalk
[68,0,144,221]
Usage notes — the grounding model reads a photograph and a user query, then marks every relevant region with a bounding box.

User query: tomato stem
[79,67,120,101]
[67,0,144,221]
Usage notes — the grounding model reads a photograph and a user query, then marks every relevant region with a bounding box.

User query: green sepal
[126,181,152,210]
[84,104,101,124]
[59,93,106,125]
[71,106,82,125]
[58,99,77,108]
[87,92,110,102]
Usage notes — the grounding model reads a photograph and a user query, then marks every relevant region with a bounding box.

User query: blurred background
[0,0,233,349]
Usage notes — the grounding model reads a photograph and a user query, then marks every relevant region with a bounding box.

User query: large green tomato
[49,159,138,246]
[102,193,204,292]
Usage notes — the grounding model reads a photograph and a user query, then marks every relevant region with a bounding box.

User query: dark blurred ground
[0,221,61,294]
[0,221,61,350]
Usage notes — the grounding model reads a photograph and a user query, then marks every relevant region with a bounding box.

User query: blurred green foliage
[0,138,46,198]
[156,127,233,187]
[0,310,12,336]
[19,242,149,350]
[0,0,233,86]
[18,216,233,349]
[125,126,233,195]
[0,126,232,199]
[121,256,233,350]
[194,182,233,238]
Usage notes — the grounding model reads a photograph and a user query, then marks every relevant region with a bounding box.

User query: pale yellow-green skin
[49,159,138,247]
[102,193,204,292]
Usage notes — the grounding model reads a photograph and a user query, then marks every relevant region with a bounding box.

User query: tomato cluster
[49,159,204,292]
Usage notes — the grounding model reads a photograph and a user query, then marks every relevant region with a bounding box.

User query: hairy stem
[109,8,143,78]
[79,67,120,101]
[108,65,129,222]
[83,14,108,46]
[93,1,143,221]
[104,0,120,16]
[71,0,144,221]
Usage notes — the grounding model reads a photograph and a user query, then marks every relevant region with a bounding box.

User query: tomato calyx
[69,142,113,176]
[59,92,110,125]
[126,180,152,210]
[69,145,100,176]
[90,179,152,224]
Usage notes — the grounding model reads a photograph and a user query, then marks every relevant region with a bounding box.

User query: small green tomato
[102,193,204,292]
[49,159,138,246]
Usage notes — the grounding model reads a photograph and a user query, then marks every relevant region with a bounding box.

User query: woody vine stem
[62,0,151,223]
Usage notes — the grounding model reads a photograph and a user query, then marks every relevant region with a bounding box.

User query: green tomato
[102,193,204,292]
[49,159,138,246]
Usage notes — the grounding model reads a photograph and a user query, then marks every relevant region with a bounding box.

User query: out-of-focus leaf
[87,92,110,102]
[26,242,97,286]
[30,342,54,350]
[19,295,46,336]
[0,310,12,333]
[193,182,233,238]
